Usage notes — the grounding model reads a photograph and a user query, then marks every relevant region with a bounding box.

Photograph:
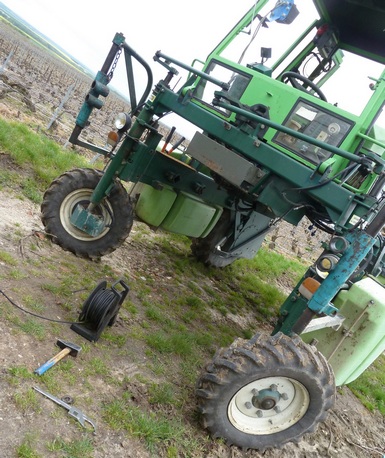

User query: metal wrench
[33,386,96,433]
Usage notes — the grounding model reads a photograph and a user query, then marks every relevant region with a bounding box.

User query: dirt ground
[0,183,384,458]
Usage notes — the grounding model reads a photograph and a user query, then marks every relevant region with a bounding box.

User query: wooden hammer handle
[34,347,71,376]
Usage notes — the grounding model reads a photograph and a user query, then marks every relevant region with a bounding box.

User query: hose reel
[71,279,129,342]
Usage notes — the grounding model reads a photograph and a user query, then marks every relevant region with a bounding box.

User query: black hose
[366,204,385,237]
[286,163,358,193]
[81,288,118,326]
[0,288,85,325]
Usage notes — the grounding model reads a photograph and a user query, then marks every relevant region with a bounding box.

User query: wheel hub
[251,386,281,410]
[228,376,310,435]
[60,188,112,241]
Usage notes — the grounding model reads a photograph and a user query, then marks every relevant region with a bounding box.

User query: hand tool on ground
[34,340,81,375]
[33,386,96,433]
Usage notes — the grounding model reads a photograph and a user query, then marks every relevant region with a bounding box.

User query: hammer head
[57,339,82,357]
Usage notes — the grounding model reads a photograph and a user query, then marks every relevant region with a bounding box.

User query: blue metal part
[73,32,125,131]
[75,71,110,128]
[70,205,106,237]
[254,388,281,409]
[307,231,376,315]
[269,0,295,23]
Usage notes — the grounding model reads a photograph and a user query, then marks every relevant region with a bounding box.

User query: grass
[148,382,177,405]
[0,250,18,265]
[14,388,41,413]
[8,365,35,380]
[16,435,42,458]
[103,400,200,454]
[10,316,46,340]
[240,248,305,282]
[84,357,109,376]
[349,354,385,415]
[0,118,86,203]
[47,437,94,457]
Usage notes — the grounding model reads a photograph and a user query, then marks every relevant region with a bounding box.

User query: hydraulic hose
[366,203,385,237]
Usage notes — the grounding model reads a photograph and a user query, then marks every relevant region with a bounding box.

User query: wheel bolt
[244,402,253,410]
[281,392,289,401]
[274,406,281,413]
[270,384,278,391]
[256,410,263,418]
[252,388,259,396]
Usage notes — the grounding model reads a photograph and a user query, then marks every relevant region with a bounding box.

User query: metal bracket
[70,205,106,237]
[302,313,345,334]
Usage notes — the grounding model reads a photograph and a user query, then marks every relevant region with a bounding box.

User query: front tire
[41,168,133,258]
[196,332,335,451]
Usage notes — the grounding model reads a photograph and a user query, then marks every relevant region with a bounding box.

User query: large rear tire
[41,168,133,258]
[196,332,335,451]
[191,210,236,267]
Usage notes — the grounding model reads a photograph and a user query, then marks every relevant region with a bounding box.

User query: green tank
[136,184,223,238]
[302,276,385,386]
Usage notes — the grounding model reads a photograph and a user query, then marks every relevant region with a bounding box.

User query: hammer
[34,340,81,376]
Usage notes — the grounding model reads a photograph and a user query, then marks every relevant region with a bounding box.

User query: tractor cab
[185,0,385,194]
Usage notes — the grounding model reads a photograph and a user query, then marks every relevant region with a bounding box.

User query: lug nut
[256,410,263,418]
[281,392,289,401]
[244,402,252,410]
[252,388,259,396]
[270,384,278,391]
[274,406,281,413]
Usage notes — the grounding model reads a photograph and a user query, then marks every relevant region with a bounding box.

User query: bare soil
[0,14,384,458]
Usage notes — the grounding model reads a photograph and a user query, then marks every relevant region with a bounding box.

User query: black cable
[285,163,358,194]
[307,215,335,234]
[0,288,85,325]
[302,52,322,78]
[81,289,117,325]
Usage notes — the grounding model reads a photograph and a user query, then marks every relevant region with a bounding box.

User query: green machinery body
[42,0,385,442]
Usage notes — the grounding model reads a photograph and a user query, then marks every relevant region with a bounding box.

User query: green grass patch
[102,331,127,347]
[103,400,198,454]
[16,435,42,458]
[0,250,18,266]
[84,357,109,376]
[22,295,45,313]
[0,118,86,201]
[14,388,40,413]
[8,366,35,384]
[146,331,194,356]
[47,437,94,457]
[239,247,305,282]
[11,317,46,340]
[148,382,177,405]
[349,354,385,415]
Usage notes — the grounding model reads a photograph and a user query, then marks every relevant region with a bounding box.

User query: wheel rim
[228,376,310,435]
[60,188,112,241]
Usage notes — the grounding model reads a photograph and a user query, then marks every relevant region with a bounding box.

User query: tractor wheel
[191,210,236,267]
[41,168,133,258]
[196,332,335,451]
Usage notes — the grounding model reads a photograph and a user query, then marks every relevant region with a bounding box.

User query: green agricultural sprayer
[42,0,385,450]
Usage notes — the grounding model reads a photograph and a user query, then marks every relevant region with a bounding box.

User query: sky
[1,0,252,68]
[2,1,385,136]
[1,0,255,136]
